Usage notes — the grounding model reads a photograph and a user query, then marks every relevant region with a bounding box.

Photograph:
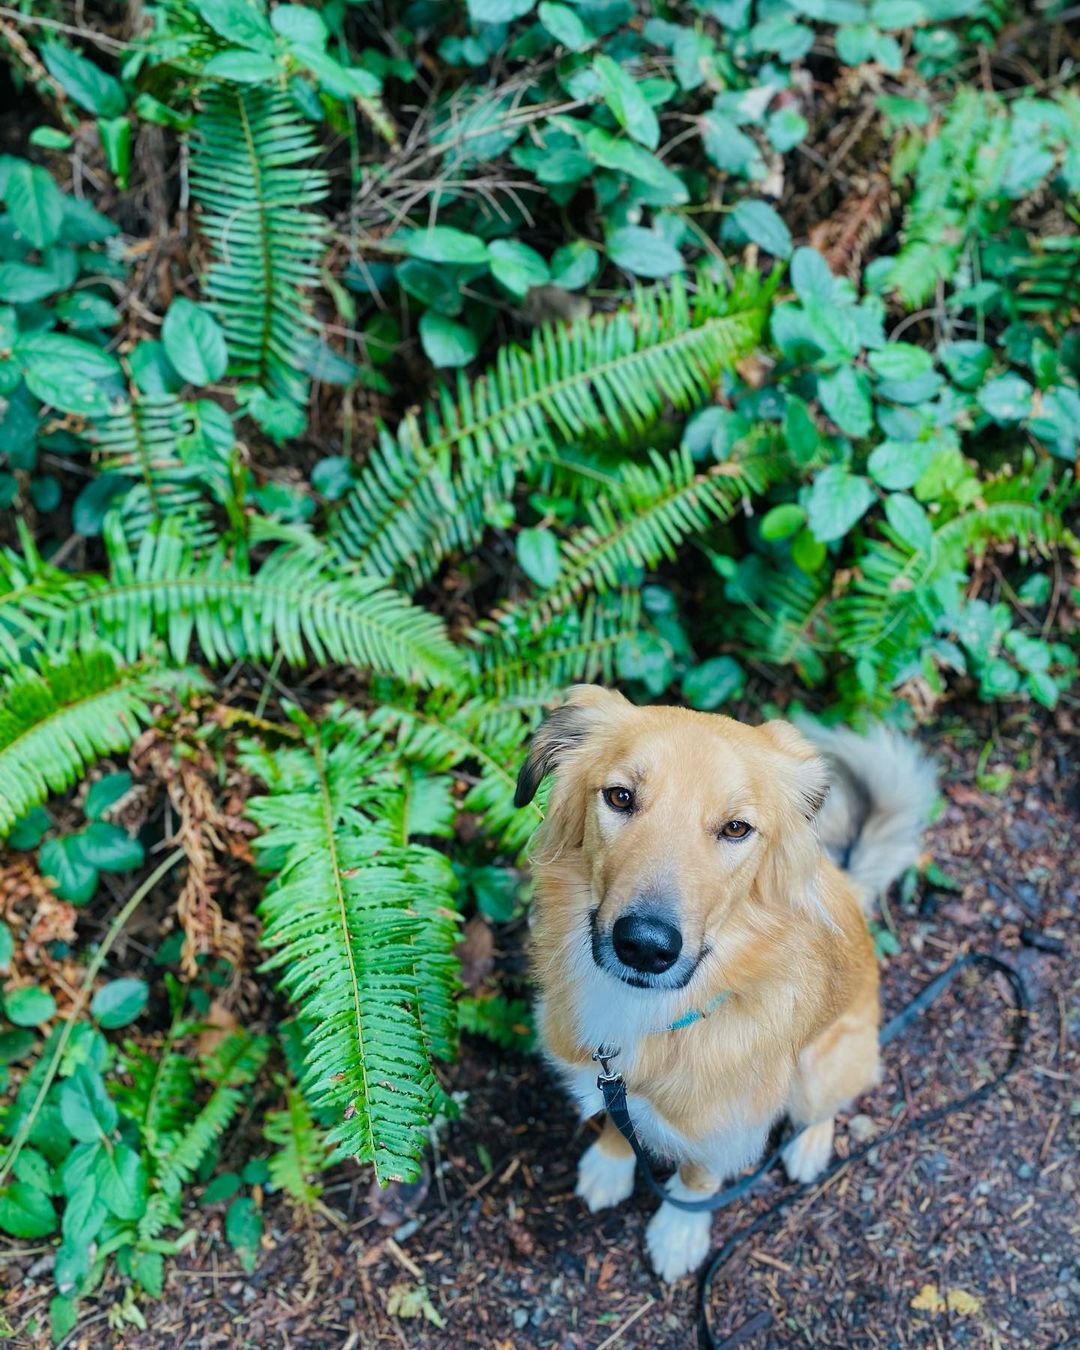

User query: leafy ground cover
[0,0,1077,1343]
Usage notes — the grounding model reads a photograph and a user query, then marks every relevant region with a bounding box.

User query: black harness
[592,952,1030,1349]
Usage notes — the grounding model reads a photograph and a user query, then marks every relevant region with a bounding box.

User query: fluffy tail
[796,720,937,910]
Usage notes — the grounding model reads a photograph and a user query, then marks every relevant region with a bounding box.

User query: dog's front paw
[576,1140,636,1213]
[645,1202,712,1282]
[782,1118,834,1184]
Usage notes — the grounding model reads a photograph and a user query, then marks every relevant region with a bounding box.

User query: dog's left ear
[760,721,830,821]
[514,685,628,807]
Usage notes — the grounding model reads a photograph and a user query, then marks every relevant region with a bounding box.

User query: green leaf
[404,227,489,267]
[488,240,550,298]
[585,128,688,202]
[3,985,57,1027]
[272,4,329,46]
[225,1195,263,1273]
[593,54,660,149]
[884,492,933,550]
[549,241,598,290]
[93,1141,148,1220]
[203,1171,242,1204]
[84,772,132,820]
[132,1249,165,1297]
[470,866,520,922]
[39,837,99,906]
[867,439,936,490]
[607,226,685,278]
[50,1295,79,1344]
[938,340,991,390]
[805,466,876,543]
[761,503,806,541]
[418,311,478,369]
[7,806,50,850]
[98,115,132,186]
[728,200,793,259]
[783,395,819,464]
[977,374,1033,424]
[24,359,114,417]
[682,656,745,710]
[766,106,808,152]
[204,50,284,82]
[193,0,275,49]
[90,978,149,1029]
[0,1181,57,1238]
[538,2,591,49]
[516,527,562,587]
[0,1028,37,1063]
[868,343,933,381]
[817,367,873,438]
[0,919,12,971]
[4,162,65,250]
[29,126,73,150]
[40,42,126,117]
[60,1065,119,1141]
[71,821,145,873]
[162,297,228,387]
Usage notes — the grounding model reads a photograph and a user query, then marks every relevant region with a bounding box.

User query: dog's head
[516,685,829,992]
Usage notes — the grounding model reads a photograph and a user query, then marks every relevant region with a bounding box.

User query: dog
[515,685,936,1282]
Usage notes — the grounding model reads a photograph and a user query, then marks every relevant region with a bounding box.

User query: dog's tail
[796,720,937,911]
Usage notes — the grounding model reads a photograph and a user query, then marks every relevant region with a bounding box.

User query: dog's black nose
[611,912,683,974]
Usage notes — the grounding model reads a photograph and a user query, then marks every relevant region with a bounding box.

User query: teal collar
[658,989,730,1033]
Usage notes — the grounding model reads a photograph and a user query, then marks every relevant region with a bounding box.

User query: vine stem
[0,847,185,1189]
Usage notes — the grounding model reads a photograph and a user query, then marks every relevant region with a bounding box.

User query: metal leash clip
[591,1044,622,1086]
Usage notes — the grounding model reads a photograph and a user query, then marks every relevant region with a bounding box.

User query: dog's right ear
[514,685,628,807]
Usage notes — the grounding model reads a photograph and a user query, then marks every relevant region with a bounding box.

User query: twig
[594,1298,656,1350]
[0,847,186,1189]
[0,5,132,51]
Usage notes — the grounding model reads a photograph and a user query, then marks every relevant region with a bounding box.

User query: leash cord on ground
[598,952,1030,1350]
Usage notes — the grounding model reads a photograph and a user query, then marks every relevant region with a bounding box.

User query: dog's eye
[720,819,754,840]
[602,786,635,813]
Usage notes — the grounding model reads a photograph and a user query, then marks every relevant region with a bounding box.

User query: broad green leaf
[806,466,875,543]
[13,1147,54,1195]
[203,50,284,83]
[488,240,550,298]
[760,503,806,541]
[418,311,478,368]
[727,200,793,259]
[0,1028,36,1063]
[549,241,598,290]
[766,106,808,152]
[225,1195,263,1273]
[203,1172,242,1204]
[607,226,685,278]
[29,127,73,150]
[783,395,819,464]
[93,1142,148,1220]
[792,527,827,574]
[538,2,591,49]
[938,340,992,389]
[90,979,149,1029]
[817,367,873,438]
[4,161,65,250]
[271,4,329,46]
[193,0,275,49]
[593,55,660,149]
[868,343,933,381]
[83,772,133,821]
[162,297,229,386]
[404,227,489,266]
[71,822,144,873]
[132,1249,165,1297]
[682,656,745,709]
[617,631,675,696]
[701,113,764,180]
[470,866,520,922]
[50,1295,79,1343]
[39,837,99,906]
[867,439,937,490]
[0,919,12,971]
[0,1182,57,1238]
[884,493,933,550]
[977,374,1033,424]
[3,986,57,1027]
[23,358,114,417]
[60,1065,118,1142]
[40,42,126,117]
[517,527,562,587]
[585,128,688,202]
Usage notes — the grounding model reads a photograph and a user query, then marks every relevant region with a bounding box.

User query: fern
[265,1079,327,1209]
[731,562,831,688]
[329,271,771,588]
[191,86,330,405]
[457,994,533,1051]
[0,646,207,836]
[246,712,461,1184]
[1,521,463,688]
[87,392,220,546]
[501,444,778,626]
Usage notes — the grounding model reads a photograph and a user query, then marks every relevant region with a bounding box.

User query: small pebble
[513,1308,529,1330]
[849,1114,877,1143]
[393,1219,420,1242]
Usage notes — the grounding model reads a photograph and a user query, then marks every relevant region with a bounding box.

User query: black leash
[594,952,1030,1349]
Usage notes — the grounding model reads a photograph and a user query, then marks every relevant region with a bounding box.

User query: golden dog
[515,685,935,1281]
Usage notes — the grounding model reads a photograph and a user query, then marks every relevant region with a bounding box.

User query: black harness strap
[595,952,1030,1350]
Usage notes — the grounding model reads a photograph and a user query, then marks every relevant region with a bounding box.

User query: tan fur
[524,687,885,1276]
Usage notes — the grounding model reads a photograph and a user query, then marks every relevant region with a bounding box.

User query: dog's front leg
[645,1161,717,1282]
[575,1114,636,1212]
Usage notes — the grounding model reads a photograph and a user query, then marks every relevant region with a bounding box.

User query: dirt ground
[5,714,1079,1349]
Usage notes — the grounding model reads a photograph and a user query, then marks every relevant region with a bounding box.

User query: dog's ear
[514,685,628,807]
[759,720,830,821]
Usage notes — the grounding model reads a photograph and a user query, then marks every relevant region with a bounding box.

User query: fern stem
[0,847,186,1189]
